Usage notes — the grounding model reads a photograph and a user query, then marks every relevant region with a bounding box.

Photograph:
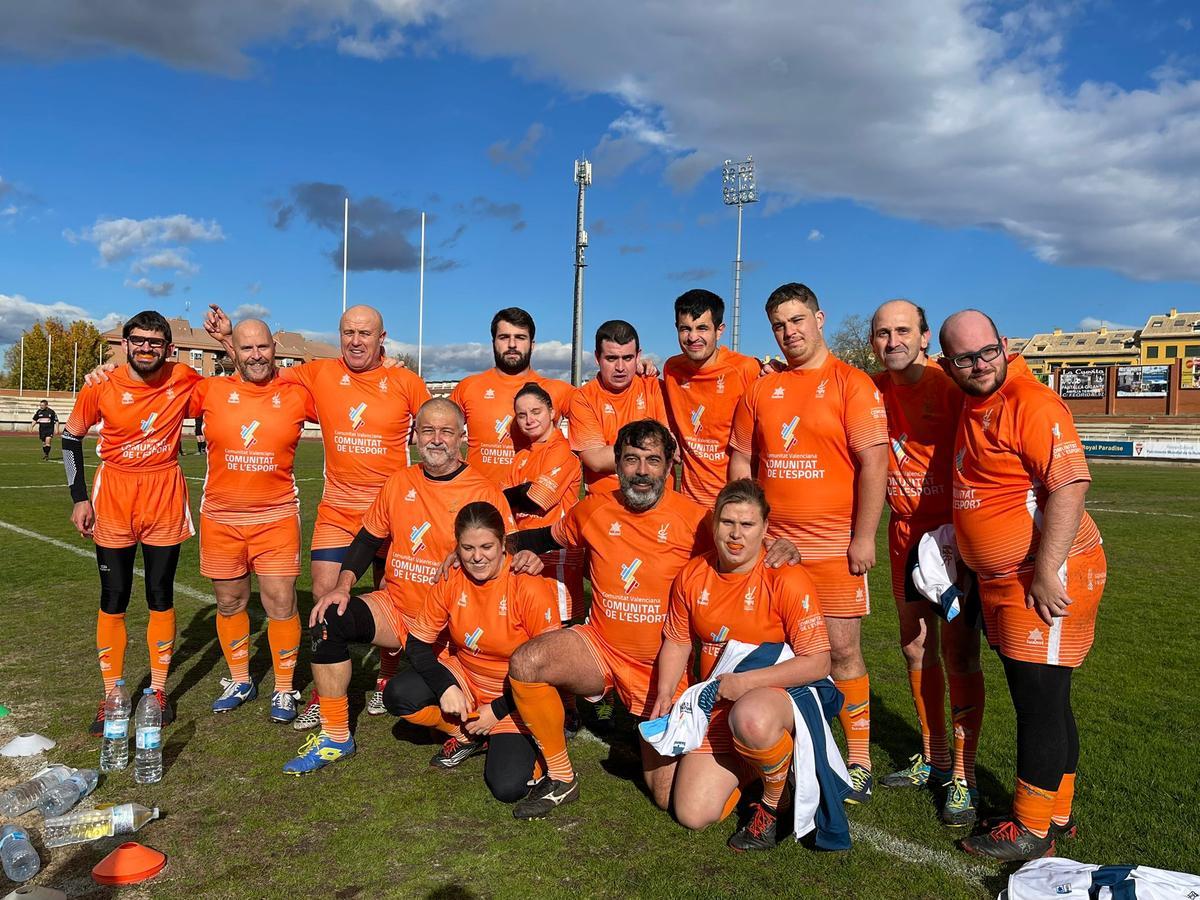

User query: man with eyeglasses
[940,309,1106,862]
[63,310,203,735]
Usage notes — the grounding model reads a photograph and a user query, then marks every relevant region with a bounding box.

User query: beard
[129,353,167,376]
[618,471,666,512]
[495,348,532,376]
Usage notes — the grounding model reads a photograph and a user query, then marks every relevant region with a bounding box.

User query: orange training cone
[91,841,166,885]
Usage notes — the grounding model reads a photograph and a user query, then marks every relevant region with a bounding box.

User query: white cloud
[131,248,199,276]
[66,214,224,264]
[233,303,271,321]
[123,277,174,297]
[807,228,824,242]
[1077,316,1140,331]
[0,293,125,343]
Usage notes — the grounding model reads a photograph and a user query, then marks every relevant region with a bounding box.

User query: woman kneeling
[652,479,832,851]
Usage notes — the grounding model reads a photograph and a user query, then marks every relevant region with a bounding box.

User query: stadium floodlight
[571,158,593,387]
[722,156,758,352]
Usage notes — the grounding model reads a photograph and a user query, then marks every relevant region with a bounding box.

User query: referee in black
[33,400,58,460]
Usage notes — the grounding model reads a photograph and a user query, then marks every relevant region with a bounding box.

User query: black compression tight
[1000,654,1079,791]
[96,543,181,614]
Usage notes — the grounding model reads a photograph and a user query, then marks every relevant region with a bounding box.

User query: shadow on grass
[425,882,481,899]
[162,718,196,778]
[171,606,223,706]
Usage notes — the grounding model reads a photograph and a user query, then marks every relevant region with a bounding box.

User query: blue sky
[2,1,1198,378]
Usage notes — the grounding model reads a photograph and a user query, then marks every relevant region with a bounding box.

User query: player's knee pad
[141,543,181,612]
[310,596,376,665]
[383,669,433,717]
[96,545,137,615]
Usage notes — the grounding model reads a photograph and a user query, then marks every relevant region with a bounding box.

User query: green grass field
[1,434,1197,899]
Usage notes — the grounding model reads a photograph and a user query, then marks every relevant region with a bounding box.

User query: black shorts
[38,427,54,440]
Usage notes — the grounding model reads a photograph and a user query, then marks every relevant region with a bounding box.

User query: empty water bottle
[0,764,73,818]
[43,802,160,849]
[37,768,100,817]
[0,824,41,883]
[134,688,163,784]
[100,678,131,772]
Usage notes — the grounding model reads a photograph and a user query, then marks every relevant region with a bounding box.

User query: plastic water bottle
[134,687,163,784]
[37,768,100,817]
[100,678,131,772]
[43,803,160,849]
[0,824,41,883]
[0,764,73,818]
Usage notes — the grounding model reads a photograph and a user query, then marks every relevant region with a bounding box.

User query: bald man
[206,304,431,723]
[941,310,1105,861]
[870,300,984,827]
[284,398,514,774]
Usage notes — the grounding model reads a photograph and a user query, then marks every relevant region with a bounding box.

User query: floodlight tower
[571,158,592,387]
[722,156,758,352]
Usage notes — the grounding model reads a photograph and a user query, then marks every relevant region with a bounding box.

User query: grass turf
[0,435,1197,898]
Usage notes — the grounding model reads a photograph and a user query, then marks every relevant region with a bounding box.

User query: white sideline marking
[0,519,211,603]
[1088,506,1194,519]
[0,484,65,489]
[849,822,989,889]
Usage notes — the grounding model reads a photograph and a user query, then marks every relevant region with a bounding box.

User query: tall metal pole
[418,211,425,377]
[342,198,349,313]
[72,343,78,397]
[733,203,744,352]
[571,158,592,387]
[19,336,24,397]
[46,330,52,394]
[722,157,757,353]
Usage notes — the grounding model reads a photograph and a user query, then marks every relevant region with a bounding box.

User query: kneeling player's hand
[763,538,802,568]
[83,363,119,387]
[71,500,95,538]
[1027,573,1072,626]
[466,704,498,736]
[440,686,472,721]
[509,549,545,576]
[648,695,673,720]
[715,672,752,703]
[847,534,876,575]
[309,589,351,627]
[434,550,460,583]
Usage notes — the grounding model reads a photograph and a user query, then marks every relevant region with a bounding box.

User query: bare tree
[828,313,881,373]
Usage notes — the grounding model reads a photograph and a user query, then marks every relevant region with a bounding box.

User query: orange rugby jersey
[279,358,430,510]
[873,364,960,527]
[569,374,669,493]
[67,363,203,470]
[665,552,830,679]
[505,430,583,530]
[663,347,763,507]
[952,355,1101,579]
[410,560,561,702]
[730,355,888,558]
[361,464,514,628]
[450,368,575,483]
[551,488,710,663]
[189,375,316,525]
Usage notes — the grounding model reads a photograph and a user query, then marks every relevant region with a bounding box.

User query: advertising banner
[1059,368,1106,399]
[1131,440,1200,461]
[1081,440,1133,458]
[1116,365,1169,397]
[1182,357,1200,390]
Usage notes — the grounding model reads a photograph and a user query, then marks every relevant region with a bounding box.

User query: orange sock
[401,705,467,738]
[734,731,793,811]
[720,787,742,821]
[1051,772,1076,826]
[378,647,402,683]
[96,611,128,694]
[511,679,573,782]
[908,665,950,771]
[835,674,871,770]
[320,694,351,742]
[948,671,985,788]
[216,611,251,683]
[1013,777,1056,837]
[146,609,176,692]
[267,615,301,692]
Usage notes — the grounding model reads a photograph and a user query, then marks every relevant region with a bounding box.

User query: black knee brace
[97,545,137,615]
[383,668,435,717]
[141,543,181,612]
[310,596,377,665]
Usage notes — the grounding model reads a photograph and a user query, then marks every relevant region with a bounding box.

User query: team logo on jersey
[609,522,622,536]
[340,374,351,386]
[603,403,615,415]
[744,585,757,611]
[410,521,431,554]
[121,391,134,405]
[494,415,513,442]
[621,558,643,593]
[464,627,484,653]
[710,625,730,643]
[139,412,159,435]
[681,380,691,390]
[272,392,282,408]
[816,379,828,399]
[716,374,726,394]
[545,608,552,623]
[802,594,810,613]
[1052,422,1062,440]
[955,447,966,472]
[690,405,705,435]
[484,388,495,399]
[240,420,261,449]
[457,591,468,607]
[892,433,910,469]
[697,588,710,606]
[781,415,800,451]
[498,596,508,617]
[771,386,785,399]
[982,409,994,432]
[349,402,368,430]
[636,395,646,411]
[1026,629,1045,646]
[405,488,417,502]
[657,522,671,543]
[166,387,176,400]
[549,466,562,477]
[228,391,240,404]
[873,389,881,402]
[378,377,388,392]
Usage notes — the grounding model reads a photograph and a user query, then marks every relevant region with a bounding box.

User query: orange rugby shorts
[199,513,301,580]
[91,463,193,549]
[802,556,870,618]
[572,622,687,720]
